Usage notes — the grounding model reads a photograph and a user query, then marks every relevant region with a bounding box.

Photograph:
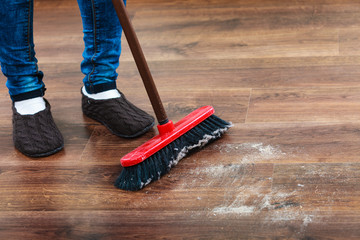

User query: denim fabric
[77,0,126,94]
[0,0,126,100]
[0,0,45,101]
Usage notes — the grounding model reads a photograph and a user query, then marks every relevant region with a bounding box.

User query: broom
[112,0,232,191]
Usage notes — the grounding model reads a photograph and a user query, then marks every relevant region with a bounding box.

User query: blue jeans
[0,0,126,101]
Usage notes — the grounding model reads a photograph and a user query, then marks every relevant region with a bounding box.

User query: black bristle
[114,114,232,191]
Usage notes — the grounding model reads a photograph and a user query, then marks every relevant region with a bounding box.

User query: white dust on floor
[187,142,319,235]
[214,142,287,164]
[187,142,286,187]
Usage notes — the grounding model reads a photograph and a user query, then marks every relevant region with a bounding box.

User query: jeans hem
[85,82,117,94]
[11,87,46,102]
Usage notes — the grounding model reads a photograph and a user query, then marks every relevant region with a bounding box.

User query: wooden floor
[1,0,360,239]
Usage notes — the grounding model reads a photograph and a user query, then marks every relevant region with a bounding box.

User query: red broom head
[120,105,215,167]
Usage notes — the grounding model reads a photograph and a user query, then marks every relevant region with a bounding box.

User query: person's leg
[0,0,63,157]
[0,0,45,102]
[77,0,126,94]
[77,0,155,138]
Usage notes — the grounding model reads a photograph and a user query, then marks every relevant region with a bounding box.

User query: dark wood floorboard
[1,0,360,239]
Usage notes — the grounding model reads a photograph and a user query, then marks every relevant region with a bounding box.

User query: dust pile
[187,142,318,236]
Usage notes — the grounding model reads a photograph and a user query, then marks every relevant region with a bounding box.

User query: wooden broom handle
[111,0,168,124]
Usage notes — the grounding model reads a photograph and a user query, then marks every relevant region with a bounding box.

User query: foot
[81,89,155,138]
[12,99,64,157]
